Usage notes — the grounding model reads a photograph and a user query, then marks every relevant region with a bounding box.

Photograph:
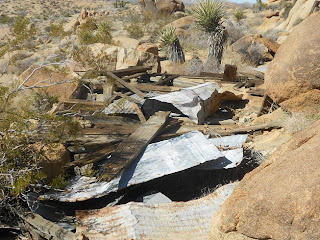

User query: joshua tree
[159,27,185,63]
[193,0,226,64]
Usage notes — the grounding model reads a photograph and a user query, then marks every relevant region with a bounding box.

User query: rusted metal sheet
[76,182,238,240]
[39,132,246,202]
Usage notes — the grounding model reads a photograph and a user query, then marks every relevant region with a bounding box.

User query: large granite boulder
[265,12,320,113]
[209,119,320,239]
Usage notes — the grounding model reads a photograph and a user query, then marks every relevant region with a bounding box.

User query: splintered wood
[98,111,170,181]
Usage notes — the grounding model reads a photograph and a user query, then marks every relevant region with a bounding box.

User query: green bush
[78,18,112,45]
[233,8,244,22]
[0,84,80,223]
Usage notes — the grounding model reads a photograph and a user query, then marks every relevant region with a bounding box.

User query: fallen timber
[97,111,170,181]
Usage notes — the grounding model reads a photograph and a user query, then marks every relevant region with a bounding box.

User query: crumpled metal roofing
[144,82,221,124]
[103,94,145,115]
[40,132,246,202]
[76,182,238,240]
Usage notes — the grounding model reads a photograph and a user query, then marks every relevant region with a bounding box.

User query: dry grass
[282,112,320,134]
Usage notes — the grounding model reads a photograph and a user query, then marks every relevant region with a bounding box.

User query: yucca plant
[159,27,185,63]
[234,8,244,22]
[193,0,226,64]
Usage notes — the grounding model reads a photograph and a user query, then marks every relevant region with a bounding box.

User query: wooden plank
[20,213,77,240]
[117,83,181,92]
[80,124,140,135]
[110,66,152,77]
[106,71,147,98]
[66,143,120,168]
[200,72,224,79]
[122,72,146,81]
[97,111,170,181]
[102,82,114,102]
[132,102,147,124]
[62,99,105,107]
[212,122,282,136]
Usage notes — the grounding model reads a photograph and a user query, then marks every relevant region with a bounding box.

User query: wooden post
[103,80,114,102]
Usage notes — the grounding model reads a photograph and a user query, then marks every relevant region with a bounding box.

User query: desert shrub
[78,18,112,45]
[282,1,296,19]
[224,19,248,44]
[96,20,112,44]
[233,8,244,22]
[262,28,282,41]
[253,0,269,12]
[49,21,69,39]
[239,42,265,66]
[0,84,80,225]
[282,112,320,134]
[125,21,144,39]
[124,11,174,42]
[12,16,36,44]
[0,15,14,25]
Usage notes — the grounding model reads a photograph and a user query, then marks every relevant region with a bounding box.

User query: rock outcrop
[139,0,185,13]
[209,119,320,239]
[277,0,316,31]
[86,43,161,73]
[31,143,71,183]
[20,65,78,100]
[265,12,320,113]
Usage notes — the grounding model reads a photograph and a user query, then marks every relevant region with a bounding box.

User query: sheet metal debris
[136,192,172,204]
[143,83,222,124]
[40,131,246,202]
[197,135,248,170]
[103,94,145,115]
[76,182,238,240]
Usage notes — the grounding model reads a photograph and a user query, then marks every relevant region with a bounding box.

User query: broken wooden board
[66,143,120,168]
[97,111,170,181]
[60,99,106,110]
[257,94,279,117]
[155,74,179,85]
[109,66,152,78]
[106,71,147,98]
[20,213,76,240]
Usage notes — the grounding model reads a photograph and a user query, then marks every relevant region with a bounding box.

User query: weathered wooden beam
[61,99,105,107]
[155,74,179,85]
[132,102,147,124]
[97,111,170,181]
[106,71,147,98]
[20,213,77,240]
[212,122,282,136]
[113,92,142,104]
[110,66,152,77]
[66,143,120,168]
[121,72,146,81]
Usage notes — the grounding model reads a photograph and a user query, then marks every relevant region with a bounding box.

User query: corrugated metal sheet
[143,83,221,124]
[40,132,246,202]
[76,182,238,240]
[103,94,145,115]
